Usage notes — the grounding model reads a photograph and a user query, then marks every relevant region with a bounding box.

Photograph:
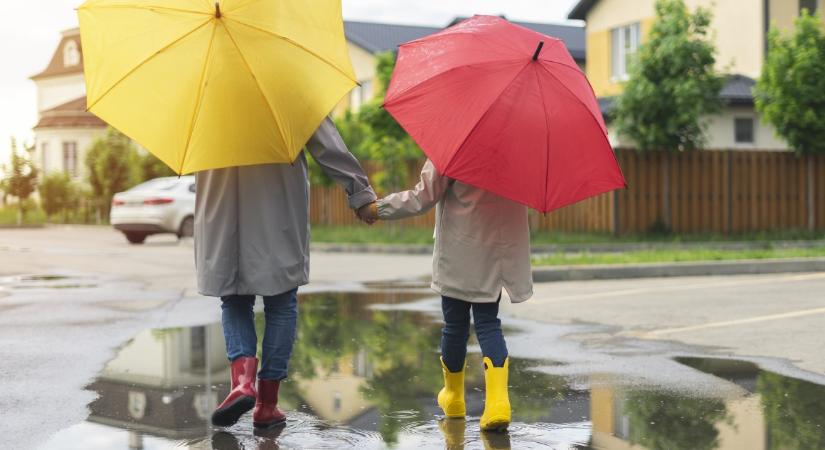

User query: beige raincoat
[377,160,533,303]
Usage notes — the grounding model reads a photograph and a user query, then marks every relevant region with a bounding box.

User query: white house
[30,28,107,182]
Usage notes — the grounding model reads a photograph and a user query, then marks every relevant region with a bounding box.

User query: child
[361,159,533,431]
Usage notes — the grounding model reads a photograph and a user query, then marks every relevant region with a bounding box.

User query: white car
[111,176,196,244]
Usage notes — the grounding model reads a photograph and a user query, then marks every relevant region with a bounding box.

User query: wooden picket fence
[310,149,825,234]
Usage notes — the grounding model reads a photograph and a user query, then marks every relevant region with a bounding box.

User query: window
[611,23,641,80]
[62,142,78,177]
[800,0,818,14]
[735,117,755,144]
[349,80,375,112]
[189,326,206,370]
[63,40,80,67]
[360,80,373,105]
[41,142,49,173]
[350,85,363,111]
[612,395,631,439]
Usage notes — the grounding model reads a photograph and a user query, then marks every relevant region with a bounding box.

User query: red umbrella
[384,15,626,213]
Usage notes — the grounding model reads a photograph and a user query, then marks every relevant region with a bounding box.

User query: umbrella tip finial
[215,2,221,18]
[532,41,545,61]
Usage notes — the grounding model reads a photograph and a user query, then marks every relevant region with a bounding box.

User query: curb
[531,239,825,254]
[532,257,825,282]
[311,242,433,255]
[0,224,45,229]
[311,240,825,256]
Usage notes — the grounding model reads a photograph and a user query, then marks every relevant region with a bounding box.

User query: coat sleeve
[306,117,377,210]
[377,159,451,220]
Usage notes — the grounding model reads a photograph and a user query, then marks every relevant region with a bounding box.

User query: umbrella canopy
[78,0,357,174]
[384,15,626,213]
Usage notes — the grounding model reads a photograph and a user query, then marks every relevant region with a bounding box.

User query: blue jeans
[220,289,298,381]
[441,295,508,373]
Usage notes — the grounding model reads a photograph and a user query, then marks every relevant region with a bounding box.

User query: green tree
[623,390,727,450]
[755,10,825,231]
[758,371,825,450]
[359,52,422,195]
[311,109,375,225]
[3,139,39,225]
[138,152,175,182]
[38,172,78,221]
[85,128,139,221]
[613,0,724,230]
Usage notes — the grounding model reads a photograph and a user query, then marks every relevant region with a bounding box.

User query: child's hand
[357,202,379,225]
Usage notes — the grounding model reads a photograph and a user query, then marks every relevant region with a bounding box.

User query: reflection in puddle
[1,274,98,290]
[21,275,70,281]
[40,291,825,449]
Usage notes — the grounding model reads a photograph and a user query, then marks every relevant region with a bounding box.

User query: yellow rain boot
[480,357,511,432]
[437,358,466,418]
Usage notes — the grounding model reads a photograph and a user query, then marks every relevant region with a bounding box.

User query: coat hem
[432,282,532,304]
[198,279,309,298]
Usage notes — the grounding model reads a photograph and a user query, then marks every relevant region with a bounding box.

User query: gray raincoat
[194,118,376,297]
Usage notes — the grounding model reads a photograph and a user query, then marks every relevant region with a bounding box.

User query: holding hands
[357,202,379,225]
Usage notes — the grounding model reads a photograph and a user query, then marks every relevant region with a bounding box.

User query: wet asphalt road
[1,225,824,449]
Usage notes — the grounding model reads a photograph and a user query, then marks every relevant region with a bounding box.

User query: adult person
[198,117,377,428]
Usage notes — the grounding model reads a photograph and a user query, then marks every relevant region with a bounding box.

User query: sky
[0,0,581,163]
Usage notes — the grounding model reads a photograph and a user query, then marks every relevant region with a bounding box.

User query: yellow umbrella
[78,0,357,174]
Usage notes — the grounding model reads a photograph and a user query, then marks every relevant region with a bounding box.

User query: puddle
[21,275,70,281]
[0,274,98,291]
[40,291,825,450]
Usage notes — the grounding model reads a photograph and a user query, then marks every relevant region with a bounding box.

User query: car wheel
[178,216,195,239]
[124,232,147,245]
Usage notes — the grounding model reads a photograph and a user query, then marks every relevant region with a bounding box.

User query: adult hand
[357,202,379,225]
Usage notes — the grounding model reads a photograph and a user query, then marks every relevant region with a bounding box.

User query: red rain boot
[211,357,258,427]
[253,379,287,428]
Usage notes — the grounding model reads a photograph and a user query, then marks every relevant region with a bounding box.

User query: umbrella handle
[532,41,544,61]
[215,2,222,18]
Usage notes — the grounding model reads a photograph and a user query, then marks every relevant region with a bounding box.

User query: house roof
[719,74,756,106]
[346,18,586,62]
[597,75,756,118]
[568,0,600,21]
[34,96,107,129]
[31,28,84,81]
[448,17,586,62]
[344,21,442,54]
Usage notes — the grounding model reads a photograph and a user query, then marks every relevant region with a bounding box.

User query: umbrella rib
[219,21,291,155]
[537,64,608,135]
[533,65,553,213]
[384,58,526,106]
[77,4,211,15]
[223,17,358,84]
[542,59,587,75]
[86,18,213,112]
[177,21,218,174]
[443,61,533,174]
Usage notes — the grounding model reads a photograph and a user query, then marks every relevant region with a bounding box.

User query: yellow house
[567,0,823,150]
